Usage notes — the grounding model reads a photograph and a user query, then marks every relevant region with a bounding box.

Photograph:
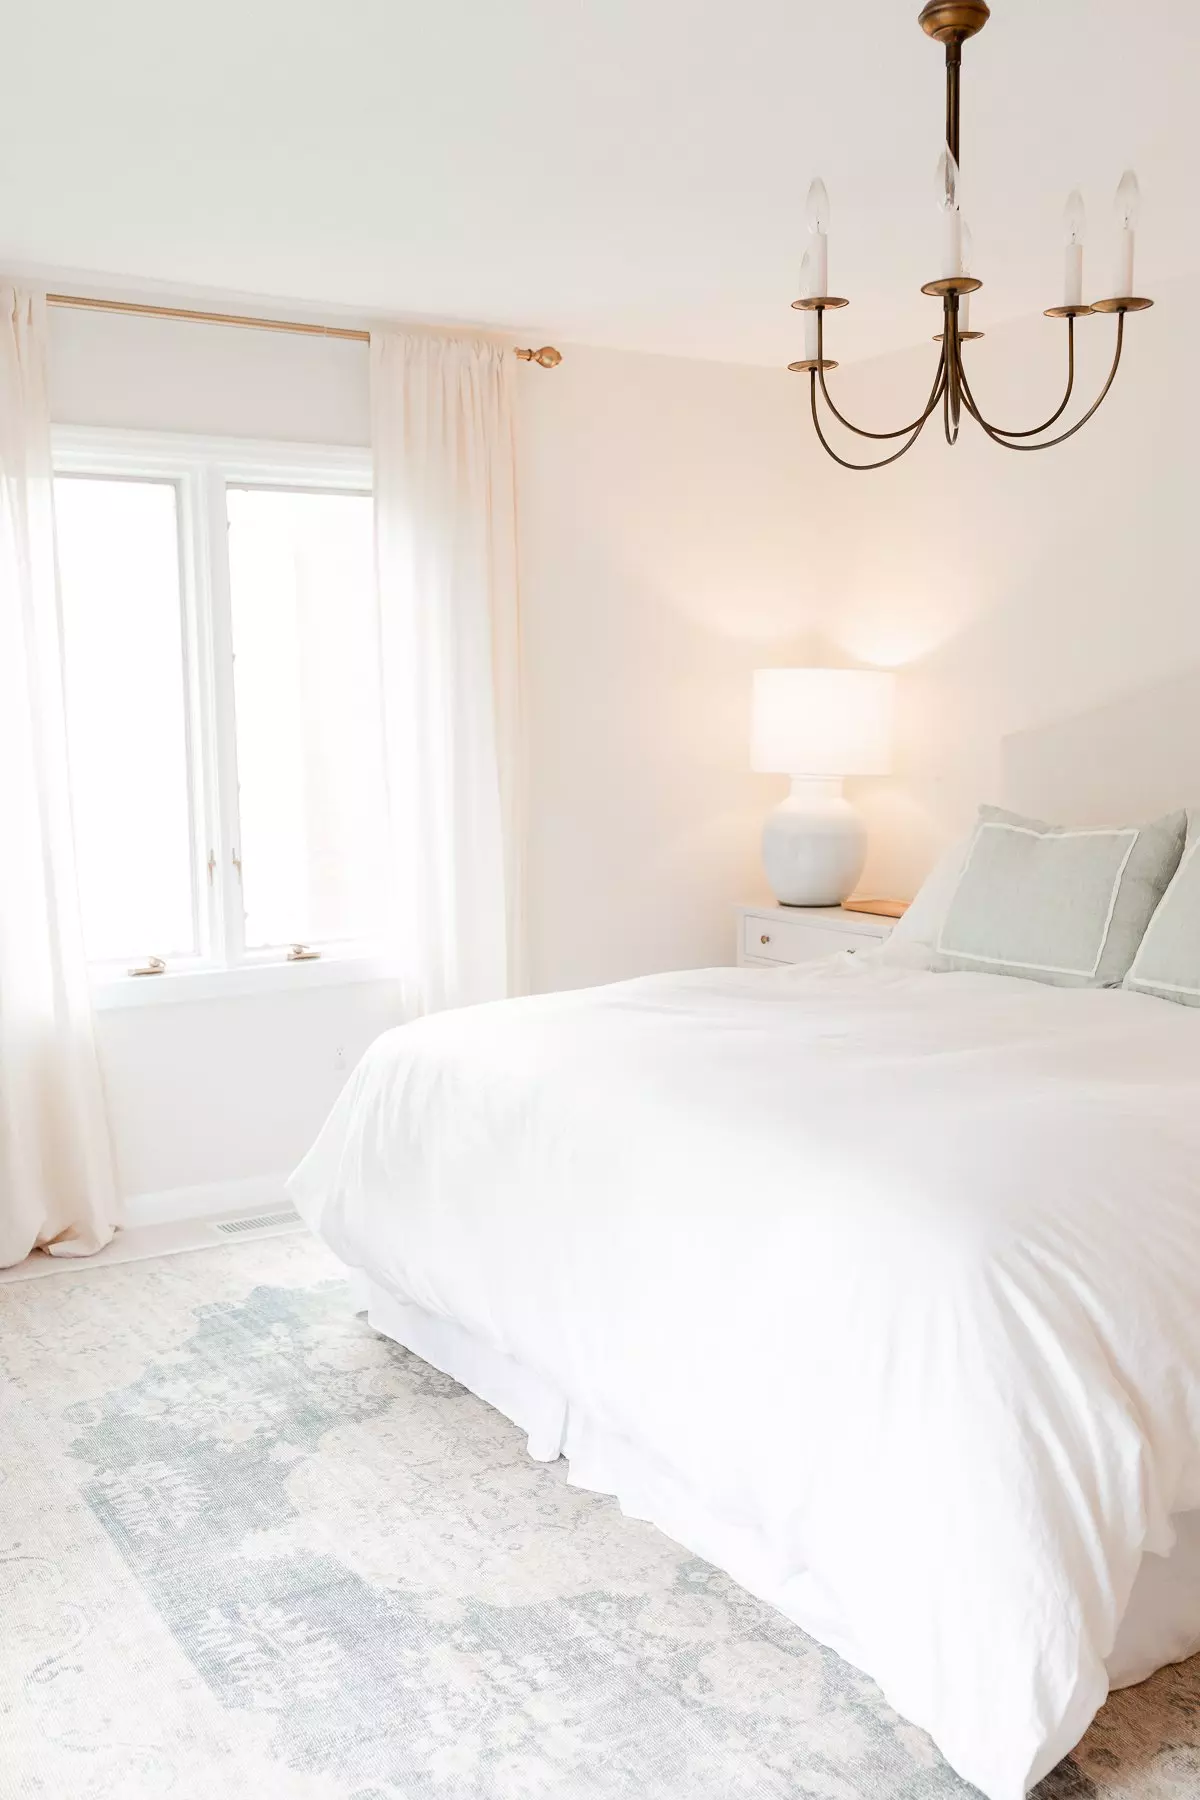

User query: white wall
[797,276,1197,898]
[49,306,372,444]
[49,307,818,1203]
[97,982,408,1207]
[517,343,816,990]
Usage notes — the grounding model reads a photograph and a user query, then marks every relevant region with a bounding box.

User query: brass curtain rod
[44,291,562,366]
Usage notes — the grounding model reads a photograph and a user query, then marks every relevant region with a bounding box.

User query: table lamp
[751,668,894,906]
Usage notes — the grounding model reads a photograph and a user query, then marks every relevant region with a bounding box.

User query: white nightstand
[735,901,893,968]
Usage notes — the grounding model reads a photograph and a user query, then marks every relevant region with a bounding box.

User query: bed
[289,943,1200,1800]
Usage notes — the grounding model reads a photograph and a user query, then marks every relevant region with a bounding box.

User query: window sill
[91,950,401,1010]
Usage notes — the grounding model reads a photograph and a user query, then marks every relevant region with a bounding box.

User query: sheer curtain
[370,331,525,1013]
[0,287,119,1267]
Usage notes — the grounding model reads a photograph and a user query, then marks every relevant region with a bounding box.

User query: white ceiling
[2,0,1195,366]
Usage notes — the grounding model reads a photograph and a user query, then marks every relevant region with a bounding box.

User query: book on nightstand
[841,898,909,920]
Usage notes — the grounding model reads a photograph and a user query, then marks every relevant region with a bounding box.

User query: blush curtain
[370,331,525,1012]
[0,287,119,1268]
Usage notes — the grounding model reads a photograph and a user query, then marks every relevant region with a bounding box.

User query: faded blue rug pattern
[2,1233,1197,1799]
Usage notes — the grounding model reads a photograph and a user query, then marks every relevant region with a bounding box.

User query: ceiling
[2,0,1195,366]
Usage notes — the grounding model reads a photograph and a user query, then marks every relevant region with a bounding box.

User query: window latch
[287,944,321,962]
[128,955,167,978]
[207,850,217,885]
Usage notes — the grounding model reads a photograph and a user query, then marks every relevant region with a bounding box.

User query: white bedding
[289,955,1200,1800]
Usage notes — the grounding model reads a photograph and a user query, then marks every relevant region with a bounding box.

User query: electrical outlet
[333,1044,347,1071]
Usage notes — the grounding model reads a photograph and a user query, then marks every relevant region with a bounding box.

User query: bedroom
[1,2,1197,1797]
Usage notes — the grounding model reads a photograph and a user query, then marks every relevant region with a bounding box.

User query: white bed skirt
[353,1273,1200,1699]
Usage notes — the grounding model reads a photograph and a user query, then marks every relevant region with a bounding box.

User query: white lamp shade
[751,668,894,777]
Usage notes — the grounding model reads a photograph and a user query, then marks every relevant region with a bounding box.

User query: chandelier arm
[958,314,1125,452]
[943,316,961,444]
[815,328,948,440]
[944,372,961,445]
[960,317,1079,438]
[809,367,944,471]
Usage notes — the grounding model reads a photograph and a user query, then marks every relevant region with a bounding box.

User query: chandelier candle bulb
[943,208,963,279]
[960,222,974,331]
[937,147,963,277]
[1114,169,1140,297]
[806,178,830,295]
[799,248,819,357]
[1065,246,1083,306]
[1064,190,1085,305]
[1116,230,1134,297]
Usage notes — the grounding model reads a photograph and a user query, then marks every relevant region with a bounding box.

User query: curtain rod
[44,292,562,366]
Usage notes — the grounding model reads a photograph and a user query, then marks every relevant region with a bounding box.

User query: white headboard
[1001,669,1200,824]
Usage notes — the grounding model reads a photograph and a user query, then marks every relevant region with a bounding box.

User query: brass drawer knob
[761,934,770,944]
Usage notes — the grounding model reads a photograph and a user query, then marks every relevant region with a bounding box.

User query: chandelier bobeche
[793,1,1152,469]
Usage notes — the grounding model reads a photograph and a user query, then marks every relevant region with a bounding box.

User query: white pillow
[877,834,971,966]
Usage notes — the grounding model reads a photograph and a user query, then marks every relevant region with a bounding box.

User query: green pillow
[934,804,1186,988]
[1124,831,1200,1006]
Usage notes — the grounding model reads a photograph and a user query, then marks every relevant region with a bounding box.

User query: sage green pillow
[1124,829,1200,1006]
[934,804,1186,988]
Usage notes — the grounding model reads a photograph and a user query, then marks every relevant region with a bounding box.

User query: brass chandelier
[792,1,1153,469]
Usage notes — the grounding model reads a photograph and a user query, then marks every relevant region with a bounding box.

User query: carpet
[1,1233,1196,1799]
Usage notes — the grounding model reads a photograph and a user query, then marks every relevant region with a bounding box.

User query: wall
[517,343,816,990]
[799,275,1197,898]
[48,306,818,1206]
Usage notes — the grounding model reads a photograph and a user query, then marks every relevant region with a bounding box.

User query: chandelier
[793,1,1152,469]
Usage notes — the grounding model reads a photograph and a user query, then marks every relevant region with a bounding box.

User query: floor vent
[213,1208,302,1236]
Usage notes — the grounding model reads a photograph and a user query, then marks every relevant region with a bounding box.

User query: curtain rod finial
[515,345,562,368]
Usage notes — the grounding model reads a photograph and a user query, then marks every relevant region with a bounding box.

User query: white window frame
[53,426,394,1009]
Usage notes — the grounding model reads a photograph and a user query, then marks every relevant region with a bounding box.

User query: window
[226,487,388,950]
[52,430,385,991]
[56,477,196,963]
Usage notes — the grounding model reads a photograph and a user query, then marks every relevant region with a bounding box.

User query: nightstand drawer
[742,910,876,965]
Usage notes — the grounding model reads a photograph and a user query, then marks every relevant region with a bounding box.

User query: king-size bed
[289,813,1200,1800]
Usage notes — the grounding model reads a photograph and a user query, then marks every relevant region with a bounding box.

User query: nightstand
[735,902,893,968]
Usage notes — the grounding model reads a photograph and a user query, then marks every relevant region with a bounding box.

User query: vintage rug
[1,1232,1197,1799]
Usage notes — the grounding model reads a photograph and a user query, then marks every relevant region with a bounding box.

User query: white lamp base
[761,776,867,907]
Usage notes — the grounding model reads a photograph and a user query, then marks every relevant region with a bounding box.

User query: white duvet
[289,956,1200,1799]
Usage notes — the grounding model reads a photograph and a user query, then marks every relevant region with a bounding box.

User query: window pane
[55,477,196,963]
[226,487,388,948]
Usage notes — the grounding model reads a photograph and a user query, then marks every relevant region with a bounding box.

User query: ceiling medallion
[792,1,1152,469]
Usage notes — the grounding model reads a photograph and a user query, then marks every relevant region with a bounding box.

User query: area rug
[1,1235,1196,1799]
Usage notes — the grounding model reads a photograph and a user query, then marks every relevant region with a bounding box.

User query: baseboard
[122,1173,292,1229]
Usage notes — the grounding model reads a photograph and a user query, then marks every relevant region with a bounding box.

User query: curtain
[370,331,525,1013]
[0,287,119,1267]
